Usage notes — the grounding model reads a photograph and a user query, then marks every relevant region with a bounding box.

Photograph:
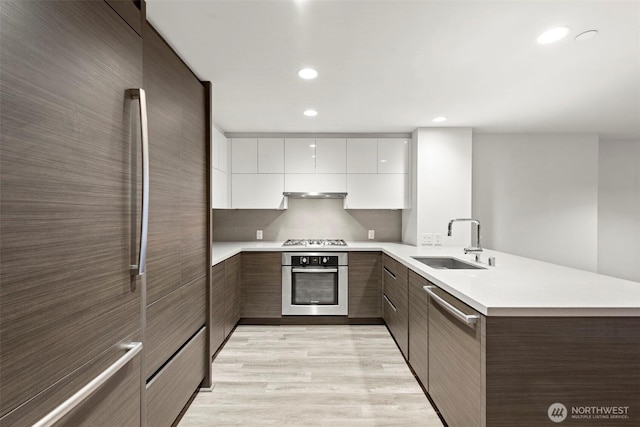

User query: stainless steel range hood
[283,192,347,199]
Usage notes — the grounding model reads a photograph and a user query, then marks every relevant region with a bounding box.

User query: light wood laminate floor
[178,325,444,426]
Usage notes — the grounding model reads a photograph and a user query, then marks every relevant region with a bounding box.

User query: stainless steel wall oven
[282,252,348,316]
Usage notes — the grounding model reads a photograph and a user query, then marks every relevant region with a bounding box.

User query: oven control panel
[282,252,348,267]
[292,255,338,267]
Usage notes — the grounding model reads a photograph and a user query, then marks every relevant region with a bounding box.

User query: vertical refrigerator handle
[129,88,149,276]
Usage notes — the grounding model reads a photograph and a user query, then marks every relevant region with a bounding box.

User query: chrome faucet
[447,218,483,255]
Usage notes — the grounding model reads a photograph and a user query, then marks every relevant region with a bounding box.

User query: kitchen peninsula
[210,241,640,427]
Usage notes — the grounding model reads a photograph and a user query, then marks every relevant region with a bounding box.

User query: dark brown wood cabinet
[0,1,143,424]
[142,19,209,424]
[210,261,226,355]
[145,276,207,377]
[1,2,209,425]
[179,66,208,287]
[408,271,429,389]
[241,252,282,318]
[382,254,409,358]
[146,327,207,427]
[348,252,382,318]
[224,254,241,337]
[484,317,640,427]
[144,22,207,307]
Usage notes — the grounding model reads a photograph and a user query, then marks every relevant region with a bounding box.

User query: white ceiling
[146,0,640,139]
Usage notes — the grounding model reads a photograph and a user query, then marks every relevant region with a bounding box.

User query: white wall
[472,134,599,272]
[597,139,640,282]
[402,130,419,245]
[403,128,473,247]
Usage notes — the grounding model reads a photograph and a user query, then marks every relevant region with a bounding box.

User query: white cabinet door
[231,174,284,209]
[212,168,229,209]
[315,138,346,173]
[347,138,377,173]
[378,138,409,174]
[284,174,347,193]
[212,128,230,208]
[345,174,409,209]
[231,138,257,173]
[258,138,284,173]
[285,138,316,173]
[212,127,228,172]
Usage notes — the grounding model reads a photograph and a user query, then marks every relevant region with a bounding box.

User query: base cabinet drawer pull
[424,286,479,325]
[383,294,397,312]
[33,342,143,427]
[383,266,396,280]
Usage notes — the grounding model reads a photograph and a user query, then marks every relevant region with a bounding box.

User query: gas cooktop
[282,239,347,247]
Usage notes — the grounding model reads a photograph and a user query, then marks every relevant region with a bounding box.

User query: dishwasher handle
[424,285,479,325]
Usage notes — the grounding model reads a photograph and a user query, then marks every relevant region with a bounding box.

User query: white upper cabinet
[230,138,285,209]
[212,168,229,208]
[212,127,230,208]
[344,137,411,209]
[212,127,228,172]
[377,138,409,174]
[285,138,316,173]
[347,138,377,173]
[227,135,411,209]
[258,138,284,173]
[231,173,284,209]
[231,138,257,173]
[345,174,410,209]
[315,138,346,173]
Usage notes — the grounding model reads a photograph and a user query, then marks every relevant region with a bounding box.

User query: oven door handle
[291,268,339,273]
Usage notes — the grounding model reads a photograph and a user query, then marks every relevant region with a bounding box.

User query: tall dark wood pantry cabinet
[1,1,210,426]
[1,1,144,425]
[142,20,209,427]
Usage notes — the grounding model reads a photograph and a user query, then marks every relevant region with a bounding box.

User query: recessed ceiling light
[303,109,318,117]
[537,27,570,44]
[298,68,318,80]
[575,30,598,42]
[432,116,447,123]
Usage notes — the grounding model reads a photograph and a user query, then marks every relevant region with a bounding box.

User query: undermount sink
[411,256,486,270]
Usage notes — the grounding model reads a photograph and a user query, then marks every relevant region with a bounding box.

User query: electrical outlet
[421,233,433,245]
[434,233,442,245]
[368,230,375,240]
[256,230,263,240]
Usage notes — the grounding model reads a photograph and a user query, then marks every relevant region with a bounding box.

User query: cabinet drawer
[1,342,141,427]
[383,292,398,335]
[146,275,206,378]
[382,254,408,358]
[383,292,408,358]
[210,262,226,355]
[224,254,241,337]
[147,327,207,427]
[408,271,429,390]
[382,255,407,310]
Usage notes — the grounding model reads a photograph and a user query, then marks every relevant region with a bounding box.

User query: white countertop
[212,241,640,317]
